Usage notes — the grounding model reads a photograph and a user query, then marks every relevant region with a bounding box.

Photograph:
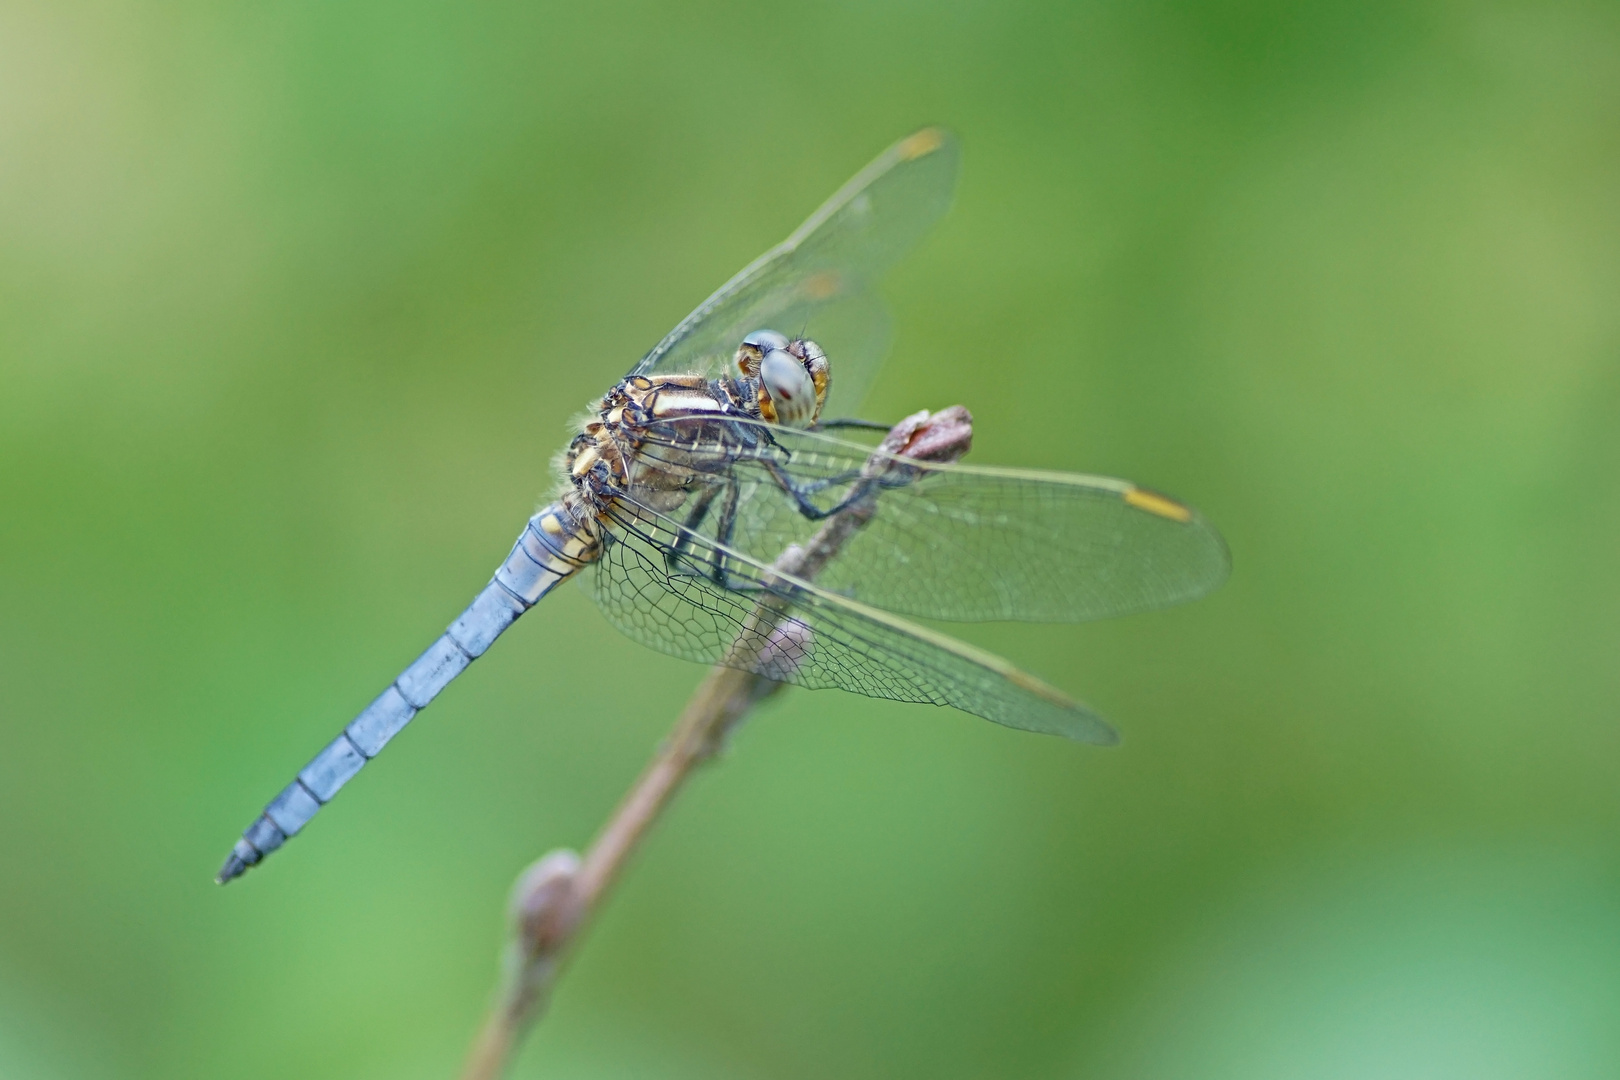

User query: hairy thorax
[552,332,827,554]
[559,373,761,523]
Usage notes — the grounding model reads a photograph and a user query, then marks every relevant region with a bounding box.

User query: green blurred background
[4,1,1620,1077]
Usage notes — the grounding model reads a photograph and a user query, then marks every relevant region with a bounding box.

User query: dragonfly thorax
[562,371,751,517]
[563,333,827,513]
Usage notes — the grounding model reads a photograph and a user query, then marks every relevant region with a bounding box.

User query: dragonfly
[217,128,1229,884]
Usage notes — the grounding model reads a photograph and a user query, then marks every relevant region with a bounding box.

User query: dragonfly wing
[630,128,959,416]
[587,497,1116,744]
[631,418,1232,624]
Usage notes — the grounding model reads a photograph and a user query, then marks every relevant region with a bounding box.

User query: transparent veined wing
[630,128,960,417]
[588,496,1117,744]
[629,415,1231,624]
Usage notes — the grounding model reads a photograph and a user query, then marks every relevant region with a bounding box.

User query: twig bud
[509,849,582,962]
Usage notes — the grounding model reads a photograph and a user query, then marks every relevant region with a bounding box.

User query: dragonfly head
[736,330,829,428]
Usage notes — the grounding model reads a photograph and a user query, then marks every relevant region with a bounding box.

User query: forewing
[631,128,959,416]
[631,418,1232,623]
[585,498,1116,743]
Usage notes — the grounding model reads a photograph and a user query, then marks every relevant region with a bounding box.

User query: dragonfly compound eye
[735,329,791,377]
[793,338,830,412]
[742,329,790,353]
[760,348,818,427]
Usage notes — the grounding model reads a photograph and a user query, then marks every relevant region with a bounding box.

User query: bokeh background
[4,1,1620,1077]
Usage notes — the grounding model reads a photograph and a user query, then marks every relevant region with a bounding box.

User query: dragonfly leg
[707,475,743,589]
[664,484,720,577]
[655,475,767,595]
[794,469,866,498]
[745,422,868,496]
[812,417,892,432]
[761,460,878,522]
[760,460,836,520]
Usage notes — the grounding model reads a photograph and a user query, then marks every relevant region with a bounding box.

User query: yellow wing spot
[803,270,841,301]
[1124,487,1193,523]
[899,127,946,160]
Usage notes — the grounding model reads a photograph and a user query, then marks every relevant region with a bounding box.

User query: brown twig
[456,406,974,1080]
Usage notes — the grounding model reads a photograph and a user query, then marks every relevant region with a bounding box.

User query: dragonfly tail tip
[215,846,255,885]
